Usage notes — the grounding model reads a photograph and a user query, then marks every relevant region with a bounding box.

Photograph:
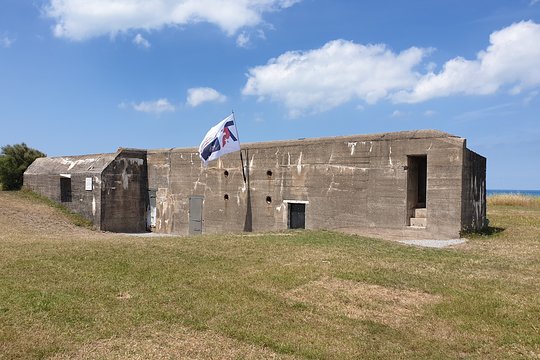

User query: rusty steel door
[189,196,204,235]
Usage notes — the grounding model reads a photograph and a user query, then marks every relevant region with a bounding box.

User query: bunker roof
[147,129,461,154]
[25,130,463,171]
[25,152,117,175]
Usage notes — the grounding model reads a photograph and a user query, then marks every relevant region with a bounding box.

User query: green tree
[0,143,46,190]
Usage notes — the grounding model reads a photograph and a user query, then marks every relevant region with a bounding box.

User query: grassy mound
[18,189,94,229]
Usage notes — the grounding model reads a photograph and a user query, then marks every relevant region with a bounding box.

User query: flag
[199,113,241,166]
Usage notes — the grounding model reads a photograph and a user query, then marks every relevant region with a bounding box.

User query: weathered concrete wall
[24,166,103,228]
[24,174,62,201]
[148,130,474,239]
[61,173,102,228]
[425,137,467,238]
[101,150,148,232]
[24,150,149,232]
[461,148,487,232]
[23,130,485,239]
[367,135,466,238]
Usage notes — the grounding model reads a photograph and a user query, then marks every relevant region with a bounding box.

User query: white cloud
[242,39,429,117]
[454,103,515,120]
[44,0,301,41]
[236,29,267,48]
[531,0,539,5]
[423,110,437,117]
[390,110,406,118]
[236,32,250,48]
[133,33,150,48]
[243,21,540,115]
[256,29,267,40]
[186,87,226,107]
[524,90,539,104]
[126,99,176,114]
[0,34,14,48]
[394,21,540,103]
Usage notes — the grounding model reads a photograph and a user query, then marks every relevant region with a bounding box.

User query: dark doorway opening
[407,156,427,226]
[60,177,72,203]
[288,203,306,229]
[416,157,427,207]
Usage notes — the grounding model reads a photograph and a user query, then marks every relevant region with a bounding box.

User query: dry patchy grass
[0,191,539,359]
[487,194,540,208]
[50,324,295,360]
[284,276,441,327]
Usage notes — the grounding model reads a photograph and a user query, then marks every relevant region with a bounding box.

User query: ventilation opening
[407,155,427,227]
[60,177,72,203]
[288,203,306,229]
[266,196,272,204]
[223,170,229,178]
[266,170,273,177]
[224,194,229,201]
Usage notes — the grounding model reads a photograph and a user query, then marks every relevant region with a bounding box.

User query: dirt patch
[49,325,296,360]
[285,277,441,327]
[115,292,132,300]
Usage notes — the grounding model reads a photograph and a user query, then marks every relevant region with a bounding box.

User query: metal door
[189,196,204,235]
[147,190,157,230]
[288,203,305,229]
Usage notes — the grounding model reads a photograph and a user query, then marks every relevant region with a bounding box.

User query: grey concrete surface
[24,129,486,240]
[398,239,467,248]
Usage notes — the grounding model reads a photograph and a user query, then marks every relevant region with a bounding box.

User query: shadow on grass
[462,226,505,239]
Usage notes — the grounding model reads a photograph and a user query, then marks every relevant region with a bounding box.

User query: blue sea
[487,189,540,197]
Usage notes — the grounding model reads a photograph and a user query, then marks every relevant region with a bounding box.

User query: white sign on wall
[85,177,93,191]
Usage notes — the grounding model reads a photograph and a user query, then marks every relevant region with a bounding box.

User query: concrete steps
[409,207,427,228]
[414,208,427,218]
[410,217,427,227]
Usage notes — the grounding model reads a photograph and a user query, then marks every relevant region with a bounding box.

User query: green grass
[0,191,539,359]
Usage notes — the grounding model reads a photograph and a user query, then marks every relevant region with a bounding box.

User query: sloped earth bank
[0,191,98,241]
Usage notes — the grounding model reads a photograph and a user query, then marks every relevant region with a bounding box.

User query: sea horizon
[487,189,540,197]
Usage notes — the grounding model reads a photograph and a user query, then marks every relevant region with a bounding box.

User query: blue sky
[1,0,539,190]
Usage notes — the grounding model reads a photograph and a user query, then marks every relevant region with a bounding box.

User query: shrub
[0,143,46,190]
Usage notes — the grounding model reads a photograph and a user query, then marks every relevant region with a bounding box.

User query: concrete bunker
[24,130,486,239]
[24,149,148,233]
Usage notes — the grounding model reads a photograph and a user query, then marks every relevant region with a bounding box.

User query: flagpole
[232,111,247,183]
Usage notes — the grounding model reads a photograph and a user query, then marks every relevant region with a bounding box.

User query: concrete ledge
[409,218,427,227]
[398,239,467,248]
[337,227,460,241]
